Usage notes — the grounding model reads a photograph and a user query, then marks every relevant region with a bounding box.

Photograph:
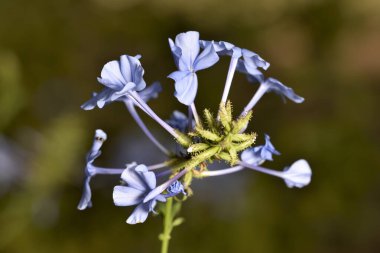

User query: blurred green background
[1,0,380,252]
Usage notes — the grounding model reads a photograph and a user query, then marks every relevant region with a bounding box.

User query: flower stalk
[160,198,173,253]
[220,56,239,104]
[125,101,171,156]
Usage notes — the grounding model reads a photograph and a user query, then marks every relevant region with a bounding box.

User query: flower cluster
[78,31,312,225]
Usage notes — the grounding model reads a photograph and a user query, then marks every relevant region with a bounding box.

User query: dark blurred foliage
[0,0,379,252]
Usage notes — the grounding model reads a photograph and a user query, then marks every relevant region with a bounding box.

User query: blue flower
[83,82,162,111]
[116,81,162,104]
[166,111,195,157]
[165,180,186,197]
[166,111,194,133]
[81,55,146,110]
[282,159,312,188]
[113,164,167,224]
[261,78,304,103]
[240,159,312,188]
[200,40,269,74]
[240,48,270,71]
[241,134,280,166]
[77,129,107,210]
[77,130,125,210]
[236,60,265,83]
[168,31,219,105]
[199,40,240,57]
[242,77,305,115]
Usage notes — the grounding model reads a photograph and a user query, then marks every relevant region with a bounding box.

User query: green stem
[161,198,173,253]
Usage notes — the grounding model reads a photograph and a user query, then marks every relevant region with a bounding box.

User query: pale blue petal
[169,38,181,68]
[138,82,162,102]
[126,202,152,224]
[236,59,265,83]
[241,135,280,165]
[166,110,191,133]
[97,77,122,90]
[242,49,270,70]
[81,88,114,110]
[81,96,98,110]
[247,72,265,83]
[193,44,219,71]
[110,82,136,101]
[155,195,167,202]
[174,72,198,106]
[115,82,161,104]
[99,60,126,89]
[175,31,200,70]
[119,55,133,83]
[120,164,146,191]
[135,165,156,190]
[113,185,145,206]
[261,134,281,160]
[283,159,312,188]
[241,148,263,165]
[257,145,275,162]
[264,78,305,103]
[121,164,156,191]
[215,41,235,53]
[199,40,211,49]
[199,40,237,56]
[168,70,190,82]
[129,56,146,91]
[97,55,145,93]
[231,47,243,58]
[96,98,107,109]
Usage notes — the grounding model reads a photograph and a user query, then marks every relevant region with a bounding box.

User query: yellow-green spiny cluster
[184,101,257,166]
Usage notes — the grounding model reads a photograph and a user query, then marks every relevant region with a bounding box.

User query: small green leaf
[172,217,185,227]
[172,201,182,217]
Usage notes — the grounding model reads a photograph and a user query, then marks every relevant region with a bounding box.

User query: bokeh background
[1,0,380,252]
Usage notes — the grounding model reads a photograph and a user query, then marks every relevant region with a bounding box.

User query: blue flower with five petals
[81,55,146,110]
[168,31,219,105]
[113,164,185,224]
[113,163,166,224]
